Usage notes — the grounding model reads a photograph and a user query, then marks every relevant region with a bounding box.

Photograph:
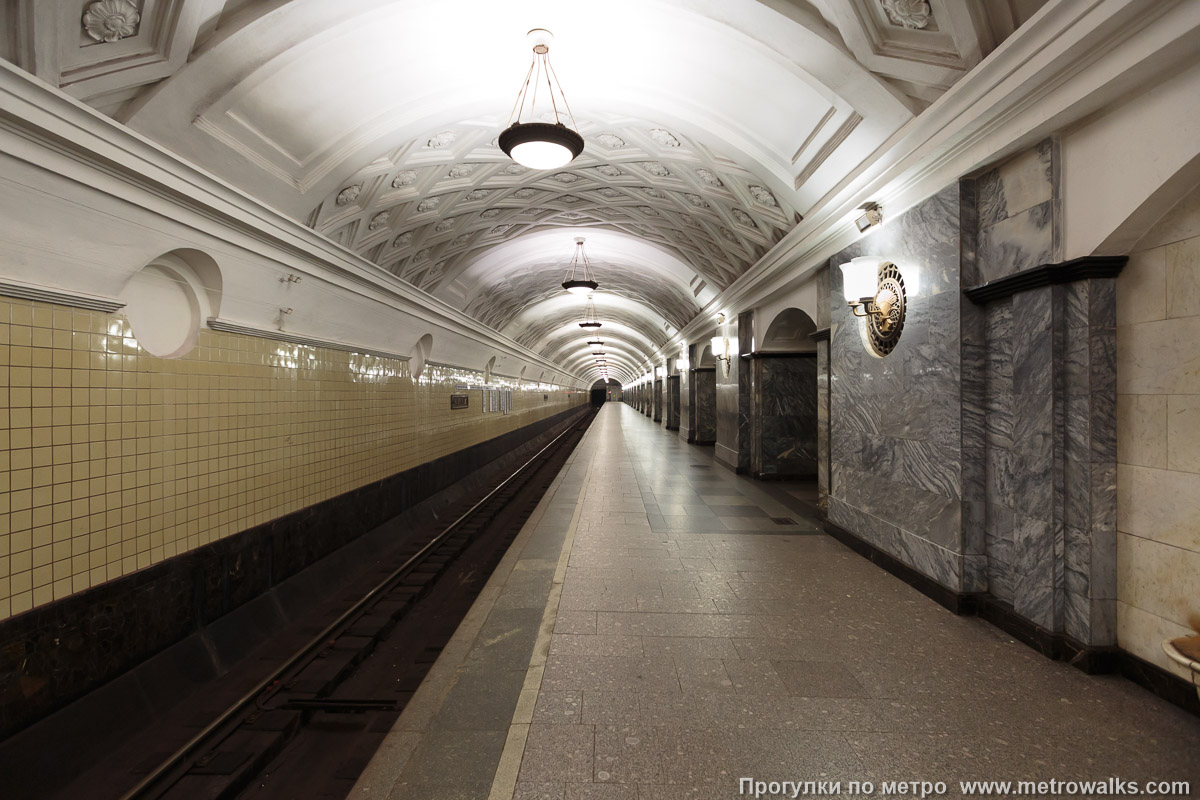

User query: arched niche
[760,307,818,353]
[484,356,496,384]
[119,249,223,358]
[410,333,433,380]
[697,345,716,368]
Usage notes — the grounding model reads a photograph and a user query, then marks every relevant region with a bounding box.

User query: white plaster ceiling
[0,0,1045,384]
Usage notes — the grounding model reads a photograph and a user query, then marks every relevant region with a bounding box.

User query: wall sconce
[840,257,907,357]
[710,335,731,376]
[855,202,883,232]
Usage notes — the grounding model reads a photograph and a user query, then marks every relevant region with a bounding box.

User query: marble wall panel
[653,378,663,422]
[828,185,966,590]
[974,139,1057,283]
[737,311,754,473]
[816,339,831,508]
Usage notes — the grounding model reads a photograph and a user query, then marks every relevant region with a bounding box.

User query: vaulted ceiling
[1,0,1047,384]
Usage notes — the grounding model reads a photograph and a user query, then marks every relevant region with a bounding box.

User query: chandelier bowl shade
[578,321,602,328]
[562,278,598,295]
[499,122,584,170]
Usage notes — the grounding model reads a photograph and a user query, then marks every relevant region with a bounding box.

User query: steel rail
[117,413,589,800]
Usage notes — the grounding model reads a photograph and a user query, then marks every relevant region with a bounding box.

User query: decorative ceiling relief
[881,0,933,30]
[336,184,362,205]
[82,0,141,43]
[392,170,418,187]
[427,131,457,148]
[307,118,797,343]
[748,185,778,207]
[649,129,681,148]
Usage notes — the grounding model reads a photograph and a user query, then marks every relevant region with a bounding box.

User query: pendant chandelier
[561,236,598,295]
[578,298,602,328]
[499,29,584,170]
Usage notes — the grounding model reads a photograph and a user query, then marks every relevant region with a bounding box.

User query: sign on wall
[450,394,469,410]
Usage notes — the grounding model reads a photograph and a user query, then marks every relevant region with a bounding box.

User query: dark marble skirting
[823,517,1199,718]
[0,406,590,739]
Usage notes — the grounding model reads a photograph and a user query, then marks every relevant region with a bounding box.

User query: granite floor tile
[772,660,870,698]
[593,725,666,783]
[519,724,596,783]
[638,636,741,661]
[550,634,645,658]
[513,782,565,800]
[597,612,764,638]
[541,654,682,694]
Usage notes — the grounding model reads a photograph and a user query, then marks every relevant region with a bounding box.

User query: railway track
[61,409,594,800]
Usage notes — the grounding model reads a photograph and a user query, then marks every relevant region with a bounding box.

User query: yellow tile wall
[0,298,584,621]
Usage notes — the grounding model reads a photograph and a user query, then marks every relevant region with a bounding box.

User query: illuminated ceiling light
[561,236,598,295]
[578,298,602,328]
[498,29,584,170]
[586,337,604,346]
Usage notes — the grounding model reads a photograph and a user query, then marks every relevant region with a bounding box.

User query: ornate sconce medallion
[866,261,906,357]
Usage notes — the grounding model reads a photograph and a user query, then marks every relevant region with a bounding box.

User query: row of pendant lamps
[496,30,609,379]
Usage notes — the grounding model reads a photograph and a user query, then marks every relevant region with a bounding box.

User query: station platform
[351,403,1200,800]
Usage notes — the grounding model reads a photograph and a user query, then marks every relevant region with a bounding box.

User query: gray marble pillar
[679,345,694,441]
[814,330,831,510]
[715,316,740,470]
[666,375,680,431]
[736,311,754,473]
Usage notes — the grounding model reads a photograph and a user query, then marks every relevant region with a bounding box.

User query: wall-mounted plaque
[450,394,469,410]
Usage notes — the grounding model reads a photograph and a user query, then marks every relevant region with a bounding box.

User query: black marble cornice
[808,327,831,342]
[964,255,1127,304]
[746,351,818,359]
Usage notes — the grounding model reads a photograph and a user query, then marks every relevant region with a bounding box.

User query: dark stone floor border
[752,481,1199,720]
[0,406,589,739]
[817,517,1199,718]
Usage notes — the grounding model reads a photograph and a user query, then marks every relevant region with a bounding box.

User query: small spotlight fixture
[498,29,584,170]
[561,236,598,295]
[855,202,883,233]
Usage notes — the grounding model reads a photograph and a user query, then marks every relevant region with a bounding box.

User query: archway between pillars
[681,341,717,445]
[748,308,819,480]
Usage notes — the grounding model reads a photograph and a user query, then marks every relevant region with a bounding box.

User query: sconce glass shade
[840,257,880,302]
[710,336,726,359]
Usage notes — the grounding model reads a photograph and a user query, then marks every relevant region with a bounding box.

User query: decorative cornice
[206,319,410,362]
[0,280,124,312]
[808,327,832,342]
[963,256,1127,305]
[0,61,585,386]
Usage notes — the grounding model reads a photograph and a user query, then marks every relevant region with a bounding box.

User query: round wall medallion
[867,261,906,357]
